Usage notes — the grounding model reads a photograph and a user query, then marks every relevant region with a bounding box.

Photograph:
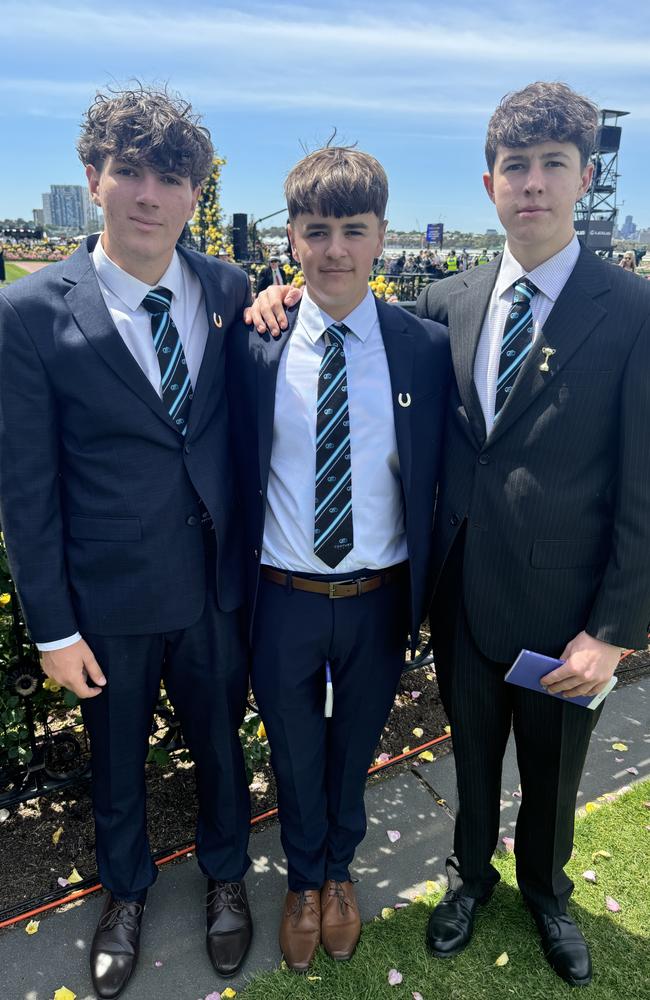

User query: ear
[287,222,299,263]
[189,184,201,219]
[86,163,102,205]
[483,171,496,204]
[576,161,594,201]
[375,218,388,257]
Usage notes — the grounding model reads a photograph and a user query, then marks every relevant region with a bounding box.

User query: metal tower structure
[574,108,629,253]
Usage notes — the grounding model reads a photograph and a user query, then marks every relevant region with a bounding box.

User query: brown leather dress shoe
[279,889,321,972]
[90,893,145,999]
[320,880,361,960]
[206,879,253,977]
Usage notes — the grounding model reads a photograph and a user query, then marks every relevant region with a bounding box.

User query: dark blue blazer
[0,235,249,642]
[228,297,451,649]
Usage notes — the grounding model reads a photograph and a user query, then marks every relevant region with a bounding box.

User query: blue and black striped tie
[142,286,193,435]
[494,277,538,418]
[314,322,353,568]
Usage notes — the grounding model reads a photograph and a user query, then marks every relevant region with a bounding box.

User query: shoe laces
[288,890,319,921]
[99,900,143,932]
[206,881,246,913]
[325,881,353,916]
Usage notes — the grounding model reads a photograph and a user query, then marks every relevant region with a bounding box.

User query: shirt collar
[298,287,377,345]
[92,235,184,311]
[497,234,580,303]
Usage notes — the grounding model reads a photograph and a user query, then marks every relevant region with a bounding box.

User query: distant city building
[42,185,98,231]
[636,228,650,243]
[33,208,44,226]
[619,214,636,239]
[485,228,498,237]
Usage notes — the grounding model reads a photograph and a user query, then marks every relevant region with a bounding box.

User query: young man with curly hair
[0,85,253,997]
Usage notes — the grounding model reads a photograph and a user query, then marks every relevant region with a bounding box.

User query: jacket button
[450,514,460,526]
[478,454,490,465]
[184,444,191,455]
[186,515,199,526]
[253,548,258,558]
[258,489,263,497]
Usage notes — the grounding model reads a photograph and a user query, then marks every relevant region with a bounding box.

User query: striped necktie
[141,286,193,435]
[314,322,353,568]
[494,277,538,418]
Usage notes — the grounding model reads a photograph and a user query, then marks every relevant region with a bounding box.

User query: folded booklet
[504,649,618,710]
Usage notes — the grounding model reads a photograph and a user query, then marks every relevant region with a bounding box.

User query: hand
[243,285,303,338]
[41,638,106,700]
[540,631,623,698]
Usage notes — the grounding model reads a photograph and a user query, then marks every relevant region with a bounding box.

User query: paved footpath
[1,679,648,1000]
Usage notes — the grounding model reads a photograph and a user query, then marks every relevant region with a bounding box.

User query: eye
[162,175,181,185]
[504,163,524,172]
[116,166,136,176]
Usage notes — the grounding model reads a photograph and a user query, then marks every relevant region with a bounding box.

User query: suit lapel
[63,241,177,431]
[447,262,498,447]
[375,297,415,492]
[180,248,230,435]
[255,306,298,489]
[487,248,609,444]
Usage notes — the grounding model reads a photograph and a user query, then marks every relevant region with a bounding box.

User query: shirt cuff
[36,632,82,651]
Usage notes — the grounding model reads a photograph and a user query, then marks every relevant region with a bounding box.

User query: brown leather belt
[260,565,402,599]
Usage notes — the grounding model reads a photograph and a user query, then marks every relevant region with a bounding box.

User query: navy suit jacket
[0,235,249,642]
[228,296,451,649]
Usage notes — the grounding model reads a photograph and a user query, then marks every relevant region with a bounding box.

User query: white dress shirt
[261,288,408,573]
[474,235,581,435]
[37,237,208,651]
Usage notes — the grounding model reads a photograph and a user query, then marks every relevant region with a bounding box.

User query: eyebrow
[501,150,570,164]
[303,221,369,231]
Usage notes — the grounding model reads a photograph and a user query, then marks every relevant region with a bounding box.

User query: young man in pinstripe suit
[416,81,650,988]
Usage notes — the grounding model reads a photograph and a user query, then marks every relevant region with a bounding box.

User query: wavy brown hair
[285,147,388,220]
[77,83,213,188]
[485,82,598,172]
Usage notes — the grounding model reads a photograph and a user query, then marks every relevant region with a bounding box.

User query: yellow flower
[43,678,61,693]
[257,721,267,741]
[0,592,11,605]
[25,919,40,934]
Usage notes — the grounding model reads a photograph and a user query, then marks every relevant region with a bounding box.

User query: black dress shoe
[90,893,145,999]
[206,879,253,977]
[426,889,491,958]
[530,909,593,986]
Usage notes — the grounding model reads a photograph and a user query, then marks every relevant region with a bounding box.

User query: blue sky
[1,0,649,233]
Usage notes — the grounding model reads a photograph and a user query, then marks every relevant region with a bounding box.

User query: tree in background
[191,155,233,257]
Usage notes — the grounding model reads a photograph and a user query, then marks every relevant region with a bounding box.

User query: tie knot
[142,286,172,314]
[326,322,349,348]
[512,278,537,304]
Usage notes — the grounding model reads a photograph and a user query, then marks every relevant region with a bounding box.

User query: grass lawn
[241,780,650,999]
[0,262,28,285]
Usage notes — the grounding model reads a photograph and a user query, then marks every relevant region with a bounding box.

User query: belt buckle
[328,579,352,598]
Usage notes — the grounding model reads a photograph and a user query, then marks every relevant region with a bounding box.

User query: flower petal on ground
[413,993,424,1000]
[67,867,83,884]
[412,727,424,738]
[154,960,163,967]
[605,896,621,912]
[52,826,63,845]
[375,753,390,764]
[204,993,221,1000]
[387,829,401,843]
[502,836,515,852]
[495,952,509,966]
[388,969,403,985]
[585,802,600,813]
[222,990,237,999]
[0,808,10,823]
[426,880,438,894]
[582,870,597,883]
[592,850,612,861]
[395,902,409,909]
[57,877,69,888]
[411,690,421,700]
[418,751,434,762]
[25,919,39,934]
[444,725,451,734]
[53,990,76,1000]
[307,976,322,981]
[625,767,639,776]
[612,743,628,751]
[381,907,395,920]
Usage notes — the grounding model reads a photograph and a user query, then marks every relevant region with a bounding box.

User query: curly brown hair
[485,82,598,172]
[285,147,388,221]
[77,83,214,188]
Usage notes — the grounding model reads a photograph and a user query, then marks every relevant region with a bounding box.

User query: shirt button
[186,515,199,526]
[478,454,490,465]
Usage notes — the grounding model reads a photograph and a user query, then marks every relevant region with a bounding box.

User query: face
[288,212,387,320]
[483,140,593,266]
[86,156,200,283]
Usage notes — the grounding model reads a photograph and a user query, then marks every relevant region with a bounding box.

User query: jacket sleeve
[0,293,79,642]
[586,314,650,649]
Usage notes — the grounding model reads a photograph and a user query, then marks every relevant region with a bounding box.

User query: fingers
[243,306,253,325]
[83,650,107,688]
[40,639,106,700]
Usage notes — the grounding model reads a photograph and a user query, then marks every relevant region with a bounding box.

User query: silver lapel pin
[398,392,411,408]
[539,347,556,373]
[212,312,223,328]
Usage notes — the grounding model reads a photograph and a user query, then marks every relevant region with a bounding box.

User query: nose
[324,235,348,259]
[523,162,545,194]
[135,173,160,207]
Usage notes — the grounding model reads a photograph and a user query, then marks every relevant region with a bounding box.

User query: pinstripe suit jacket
[417,247,650,662]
